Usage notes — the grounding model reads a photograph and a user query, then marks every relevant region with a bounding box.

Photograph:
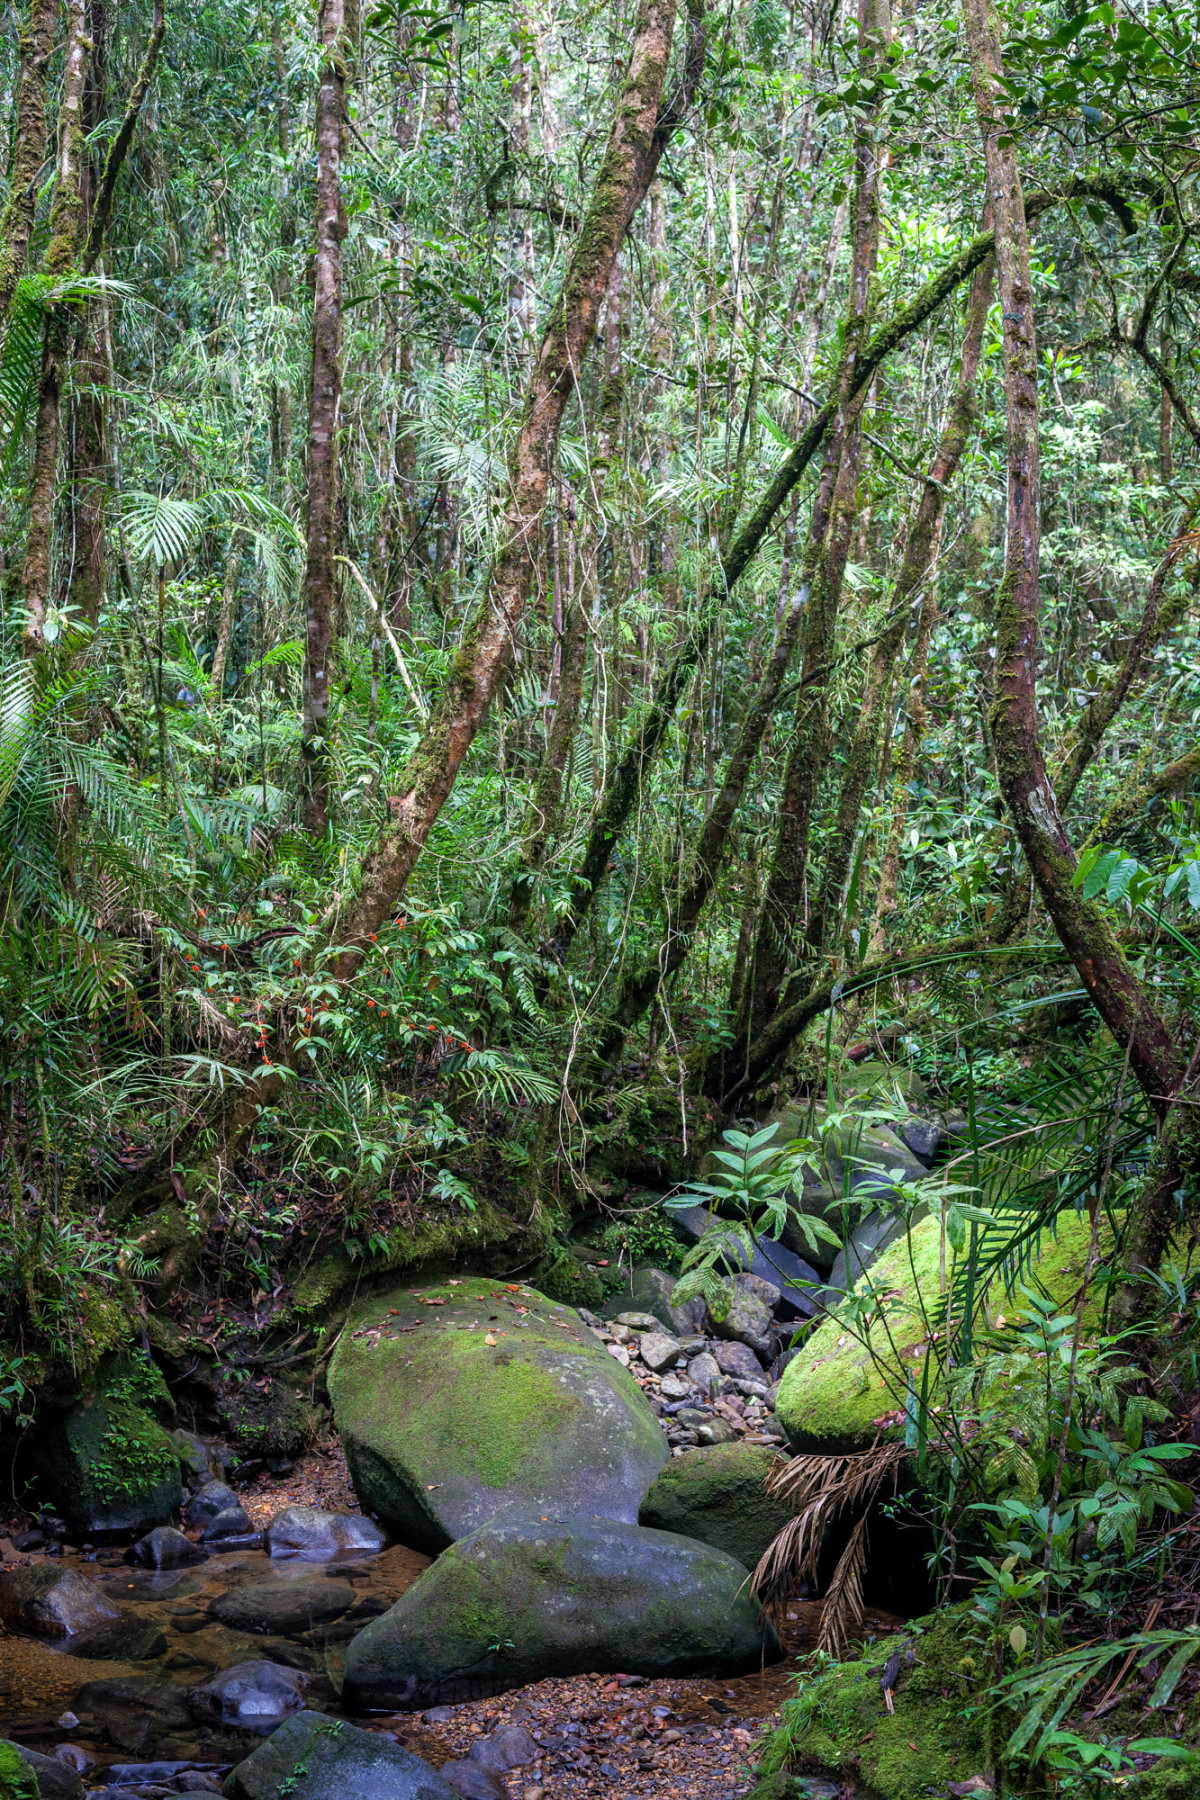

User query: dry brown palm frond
[752,1438,908,1655]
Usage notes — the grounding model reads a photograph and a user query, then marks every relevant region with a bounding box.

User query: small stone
[606,1343,630,1368]
[52,1746,95,1773]
[469,1726,538,1770]
[697,1419,738,1445]
[56,1713,79,1730]
[638,1332,682,1374]
[712,1339,764,1380]
[687,1352,722,1394]
[440,1760,507,1800]
[659,1372,691,1400]
[524,1788,547,1800]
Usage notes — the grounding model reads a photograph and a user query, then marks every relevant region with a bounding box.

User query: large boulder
[328,1278,667,1553]
[0,1566,121,1640]
[638,1443,792,1571]
[37,1354,181,1539]
[226,1712,455,1800]
[342,1513,779,1709]
[776,1209,1110,1453]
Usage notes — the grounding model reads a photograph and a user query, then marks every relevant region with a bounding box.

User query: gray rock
[183,1481,239,1529]
[612,1312,662,1333]
[175,1777,222,1793]
[711,1290,774,1361]
[171,1431,224,1488]
[35,1356,181,1541]
[687,1352,722,1396]
[69,1615,167,1662]
[438,1765,506,1800]
[189,1660,306,1733]
[127,1528,207,1571]
[438,1756,503,1800]
[659,1372,691,1400]
[0,1566,121,1639]
[696,1419,738,1446]
[638,1332,682,1374]
[600,1267,705,1336]
[468,1727,538,1771]
[201,1505,255,1542]
[343,1513,779,1709]
[265,1506,387,1561]
[208,1576,355,1637]
[225,1711,455,1800]
[50,1746,94,1775]
[898,1117,944,1164]
[10,1745,84,1800]
[712,1339,764,1379]
[328,1277,667,1554]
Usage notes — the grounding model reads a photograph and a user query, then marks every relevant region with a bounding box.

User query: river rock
[711,1288,774,1361]
[225,1711,455,1800]
[687,1352,722,1395]
[8,1745,84,1800]
[69,1616,168,1661]
[189,1660,306,1732]
[208,1575,355,1636]
[439,1764,506,1800]
[0,1566,121,1639]
[712,1339,764,1379]
[0,1743,38,1800]
[468,1726,538,1770]
[36,1355,181,1540]
[638,1332,682,1374]
[70,1677,193,1754]
[172,1431,225,1489]
[328,1278,667,1553]
[638,1443,791,1570]
[184,1481,239,1529]
[342,1513,779,1709]
[201,1506,258,1548]
[265,1507,387,1560]
[127,1528,208,1570]
[898,1116,945,1164]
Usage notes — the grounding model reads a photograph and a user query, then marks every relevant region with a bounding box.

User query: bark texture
[0,0,60,333]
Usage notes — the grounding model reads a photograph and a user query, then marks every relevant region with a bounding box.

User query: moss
[329,1276,667,1551]
[0,1742,38,1800]
[752,1607,988,1800]
[36,1350,181,1537]
[776,1209,1113,1453]
[639,1444,792,1570]
[216,1376,321,1458]
[535,1253,606,1312]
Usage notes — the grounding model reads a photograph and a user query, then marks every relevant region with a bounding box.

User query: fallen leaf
[485,1332,498,1346]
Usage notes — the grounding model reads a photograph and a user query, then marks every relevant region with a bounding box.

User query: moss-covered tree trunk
[0,0,60,335]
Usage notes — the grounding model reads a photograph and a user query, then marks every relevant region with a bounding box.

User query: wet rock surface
[264,1507,387,1561]
[225,1711,455,1800]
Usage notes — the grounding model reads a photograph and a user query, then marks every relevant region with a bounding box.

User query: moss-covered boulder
[225,1710,455,1800]
[0,1740,41,1800]
[638,1443,791,1570]
[37,1353,180,1539]
[750,1607,987,1800]
[342,1513,779,1708]
[776,1210,1107,1454]
[328,1278,667,1552]
[217,1375,321,1459]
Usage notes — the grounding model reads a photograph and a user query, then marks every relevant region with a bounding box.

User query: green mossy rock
[751,1608,987,1800]
[216,1375,321,1458]
[638,1443,792,1570]
[0,1741,39,1800]
[534,1253,606,1313]
[328,1277,667,1552]
[224,1710,455,1800]
[37,1353,180,1539]
[342,1513,779,1708]
[776,1210,1108,1454]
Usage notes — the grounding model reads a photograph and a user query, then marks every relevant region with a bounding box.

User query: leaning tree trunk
[21,0,89,657]
[300,0,354,835]
[0,0,60,336]
[329,0,705,973]
[963,0,1195,1283]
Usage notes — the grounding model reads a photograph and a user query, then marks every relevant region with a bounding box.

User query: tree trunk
[962,0,1192,1269]
[21,0,89,657]
[820,247,994,964]
[300,0,354,835]
[330,0,703,972]
[67,0,111,630]
[0,0,60,335]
